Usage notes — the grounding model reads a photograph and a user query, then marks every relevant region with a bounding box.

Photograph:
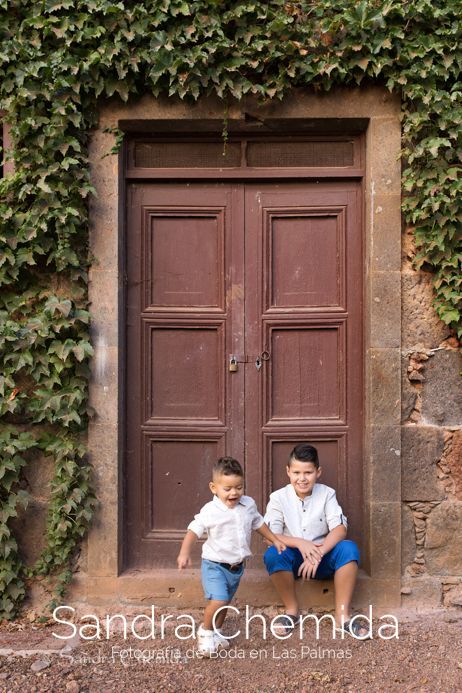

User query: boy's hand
[177,553,192,570]
[274,538,286,554]
[298,557,320,580]
[297,538,323,563]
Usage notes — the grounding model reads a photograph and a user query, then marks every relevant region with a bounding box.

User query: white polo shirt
[264,483,347,543]
[188,495,264,564]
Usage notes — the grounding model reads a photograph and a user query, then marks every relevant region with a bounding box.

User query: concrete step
[67,569,401,612]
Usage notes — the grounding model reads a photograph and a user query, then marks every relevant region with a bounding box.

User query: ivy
[0,0,461,618]
[0,428,31,619]
[33,432,97,607]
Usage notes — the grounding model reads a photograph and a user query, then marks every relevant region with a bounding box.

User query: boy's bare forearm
[177,529,198,568]
[256,523,280,545]
[319,524,347,554]
[256,524,286,552]
[270,533,302,549]
[179,529,197,553]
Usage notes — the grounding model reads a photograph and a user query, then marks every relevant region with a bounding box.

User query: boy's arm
[256,522,286,553]
[318,523,347,554]
[177,529,198,569]
[270,532,324,561]
[298,524,347,580]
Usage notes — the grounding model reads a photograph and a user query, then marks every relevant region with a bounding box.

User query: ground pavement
[0,607,461,692]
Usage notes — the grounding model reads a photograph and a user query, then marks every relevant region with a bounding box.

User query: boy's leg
[333,560,357,626]
[315,540,363,630]
[203,599,229,630]
[264,546,304,616]
[269,571,299,616]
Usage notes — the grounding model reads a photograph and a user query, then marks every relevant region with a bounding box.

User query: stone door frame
[83,87,402,608]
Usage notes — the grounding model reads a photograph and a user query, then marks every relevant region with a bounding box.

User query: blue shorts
[264,540,359,580]
[201,559,244,601]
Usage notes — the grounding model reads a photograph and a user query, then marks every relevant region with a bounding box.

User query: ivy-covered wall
[0,0,461,619]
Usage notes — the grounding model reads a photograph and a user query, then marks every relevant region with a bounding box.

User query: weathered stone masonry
[401,228,462,608]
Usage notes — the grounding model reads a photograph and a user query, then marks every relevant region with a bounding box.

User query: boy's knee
[263,545,280,572]
[336,539,360,564]
[264,545,300,575]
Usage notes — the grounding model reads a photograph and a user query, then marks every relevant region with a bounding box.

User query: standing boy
[177,456,286,656]
[264,443,367,637]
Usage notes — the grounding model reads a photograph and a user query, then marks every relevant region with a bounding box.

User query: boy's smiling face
[286,459,321,498]
[209,473,244,508]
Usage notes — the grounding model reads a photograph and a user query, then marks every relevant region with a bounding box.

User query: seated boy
[177,456,286,656]
[264,442,367,637]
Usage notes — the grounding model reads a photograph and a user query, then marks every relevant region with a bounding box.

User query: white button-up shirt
[264,483,347,543]
[188,495,264,564]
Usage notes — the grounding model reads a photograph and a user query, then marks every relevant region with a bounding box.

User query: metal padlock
[229,356,238,372]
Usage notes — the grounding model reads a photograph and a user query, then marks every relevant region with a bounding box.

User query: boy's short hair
[288,443,319,469]
[213,456,243,478]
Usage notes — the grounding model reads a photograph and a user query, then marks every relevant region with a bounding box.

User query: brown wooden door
[125,181,362,569]
[243,184,363,560]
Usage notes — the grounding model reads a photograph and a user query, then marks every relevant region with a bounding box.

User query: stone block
[89,217,118,272]
[445,430,462,500]
[89,130,119,273]
[89,345,119,425]
[370,348,401,425]
[402,272,449,348]
[370,425,401,501]
[443,583,462,607]
[401,426,445,501]
[401,503,416,574]
[88,269,118,347]
[12,499,48,565]
[368,118,402,194]
[401,356,418,422]
[23,451,55,500]
[86,423,119,577]
[421,350,462,426]
[400,576,442,608]
[370,502,400,578]
[370,271,401,348]
[241,86,400,120]
[371,194,402,272]
[425,501,462,575]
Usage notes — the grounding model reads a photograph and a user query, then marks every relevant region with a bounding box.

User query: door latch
[255,350,270,371]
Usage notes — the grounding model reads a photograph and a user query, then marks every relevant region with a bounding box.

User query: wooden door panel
[140,433,227,566]
[245,184,363,550]
[267,210,345,310]
[144,210,225,311]
[145,322,225,425]
[125,184,244,569]
[143,436,220,532]
[267,322,346,423]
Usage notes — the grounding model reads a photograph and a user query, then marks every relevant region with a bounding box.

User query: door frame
[85,90,402,608]
[123,135,365,571]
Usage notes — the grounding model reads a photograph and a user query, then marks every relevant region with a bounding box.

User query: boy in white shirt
[177,456,285,656]
[264,443,367,638]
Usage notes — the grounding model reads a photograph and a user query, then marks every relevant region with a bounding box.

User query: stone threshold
[68,570,401,612]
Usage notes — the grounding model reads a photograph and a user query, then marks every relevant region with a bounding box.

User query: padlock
[229,356,238,372]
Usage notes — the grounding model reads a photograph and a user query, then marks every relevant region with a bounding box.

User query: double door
[125,182,363,568]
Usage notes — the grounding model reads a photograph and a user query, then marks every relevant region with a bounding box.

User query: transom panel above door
[125,177,363,569]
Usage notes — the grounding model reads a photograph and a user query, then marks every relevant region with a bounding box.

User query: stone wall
[8,91,462,610]
[401,228,462,608]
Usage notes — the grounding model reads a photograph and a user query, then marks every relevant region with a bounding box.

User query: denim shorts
[263,540,360,580]
[201,558,245,601]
